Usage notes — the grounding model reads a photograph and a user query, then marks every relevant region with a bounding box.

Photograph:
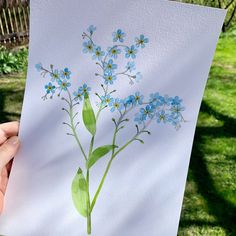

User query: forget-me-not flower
[104,72,117,85]
[134,92,144,105]
[45,82,56,94]
[112,29,126,43]
[110,98,124,112]
[104,59,117,73]
[125,45,138,59]
[87,25,96,35]
[73,89,83,101]
[134,72,142,83]
[126,61,136,72]
[35,63,42,72]
[58,80,71,91]
[171,96,183,106]
[80,83,91,95]
[157,110,169,124]
[60,68,71,80]
[140,105,155,120]
[93,46,105,61]
[108,46,121,59]
[83,41,95,54]
[101,94,114,106]
[170,104,185,119]
[50,69,60,81]
[135,35,149,48]
[125,95,135,107]
[134,112,145,124]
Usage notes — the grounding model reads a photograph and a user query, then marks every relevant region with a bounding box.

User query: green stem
[90,122,136,212]
[90,153,114,212]
[90,120,150,212]
[67,90,87,161]
[86,170,91,235]
[85,101,105,234]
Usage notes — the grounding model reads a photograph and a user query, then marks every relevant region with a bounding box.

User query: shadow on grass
[0,89,24,123]
[179,100,236,235]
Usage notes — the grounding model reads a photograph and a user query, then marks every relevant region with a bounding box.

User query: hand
[0,121,20,213]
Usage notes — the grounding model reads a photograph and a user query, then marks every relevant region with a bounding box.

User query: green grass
[0,34,235,235]
[0,73,26,122]
[178,34,236,235]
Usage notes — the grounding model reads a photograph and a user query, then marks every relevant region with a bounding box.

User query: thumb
[0,136,20,170]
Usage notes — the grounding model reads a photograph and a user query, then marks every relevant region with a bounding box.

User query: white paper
[0,0,225,235]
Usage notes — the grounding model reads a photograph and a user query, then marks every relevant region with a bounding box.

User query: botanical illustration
[35,25,186,235]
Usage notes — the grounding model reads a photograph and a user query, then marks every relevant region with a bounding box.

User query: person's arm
[0,121,20,213]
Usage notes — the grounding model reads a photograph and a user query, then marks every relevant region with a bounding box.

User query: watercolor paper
[0,0,225,235]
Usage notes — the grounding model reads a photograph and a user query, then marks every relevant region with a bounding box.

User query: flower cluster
[35,63,72,99]
[82,25,149,85]
[35,62,92,103]
[101,92,185,130]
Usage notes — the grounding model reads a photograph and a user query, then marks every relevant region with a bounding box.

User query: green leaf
[87,145,118,169]
[71,168,88,217]
[82,93,96,135]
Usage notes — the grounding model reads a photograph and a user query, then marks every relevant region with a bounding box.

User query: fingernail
[6,136,20,146]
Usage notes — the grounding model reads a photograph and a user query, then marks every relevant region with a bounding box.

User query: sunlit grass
[179,33,236,235]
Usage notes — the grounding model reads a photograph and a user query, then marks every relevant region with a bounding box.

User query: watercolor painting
[35,25,186,235]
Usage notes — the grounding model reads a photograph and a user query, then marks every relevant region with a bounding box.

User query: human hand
[0,121,20,213]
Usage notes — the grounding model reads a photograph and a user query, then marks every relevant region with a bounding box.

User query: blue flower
[104,59,117,73]
[35,63,42,72]
[58,80,71,91]
[126,61,136,72]
[101,94,114,106]
[149,93,160,103]
[73,89,83,101]
[108,46,121,59]
[159,95,172,106]
[140,105,155,120]
[157,110,169,124]
[171,96,183,106]
[79,83,91,95]
[87,25,96,35]
[93,46,105,61]
[50,69,60,81]
[83,41,95,54]
[112,29,126,43]
[60,68,71,79]
[125,45,138,59]
[134,72,142,83]
[110,98,124,112]
[170,105,185,119]
[124,95,135,107]
[149,93,162,107]
[45,82,56,94]
[135,34,149,48]
[134,92,144,105]
[169,117,182,130]
[104,72,117,85]
[134,112,145,124]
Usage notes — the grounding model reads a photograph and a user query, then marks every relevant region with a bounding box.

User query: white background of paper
[0,0,225,235]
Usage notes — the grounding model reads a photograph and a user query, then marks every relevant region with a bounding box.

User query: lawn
[0,34,235,235]
[178,35,236,235]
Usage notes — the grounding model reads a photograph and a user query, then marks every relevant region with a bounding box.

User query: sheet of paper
[0,0,225,235]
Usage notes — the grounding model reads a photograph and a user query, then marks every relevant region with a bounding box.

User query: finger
[0,167,8,193]
[0,190,3,213]
[6,160,13,176]
[0,121,20,144]
[0,136,20,170]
